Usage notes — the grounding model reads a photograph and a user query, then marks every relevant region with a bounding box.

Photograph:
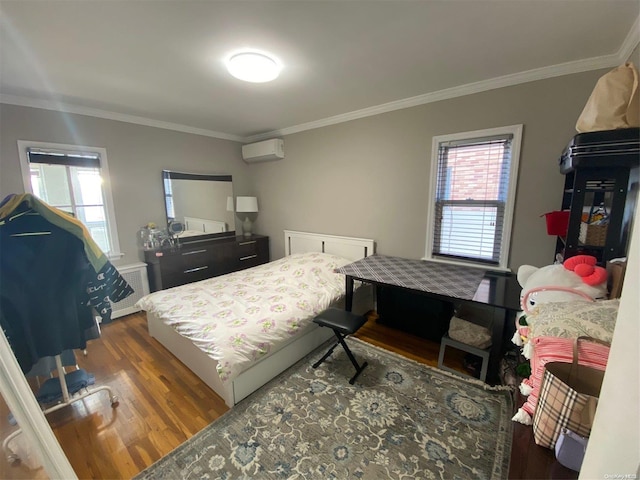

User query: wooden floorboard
[0,311,577,479]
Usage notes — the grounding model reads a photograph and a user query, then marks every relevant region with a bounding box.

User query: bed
[137,230,375,407]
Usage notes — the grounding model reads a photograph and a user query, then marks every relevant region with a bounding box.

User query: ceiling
[1,1,638,142]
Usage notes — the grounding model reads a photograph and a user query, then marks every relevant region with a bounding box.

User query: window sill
[107,251,125,260]
[421,256,512,274]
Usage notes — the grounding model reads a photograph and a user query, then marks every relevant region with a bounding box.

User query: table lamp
[236,196,258,237]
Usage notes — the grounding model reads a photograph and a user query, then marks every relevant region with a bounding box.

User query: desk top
[336,255,521,311]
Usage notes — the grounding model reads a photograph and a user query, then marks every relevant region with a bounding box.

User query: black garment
[0,207,132,373]
[89,262,134,322]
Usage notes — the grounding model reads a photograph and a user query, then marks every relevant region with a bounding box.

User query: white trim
[17,140,123,258]
[0,328,77,479]
[1,94,243,142]
[2,23,639,145]
[619,16,640,63]
[424,124,523,271]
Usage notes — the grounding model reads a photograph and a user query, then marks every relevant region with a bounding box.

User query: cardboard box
[606,261,627,299]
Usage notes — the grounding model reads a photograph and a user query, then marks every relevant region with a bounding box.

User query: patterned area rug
[135,339,513,480]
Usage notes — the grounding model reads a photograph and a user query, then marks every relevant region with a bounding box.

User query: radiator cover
[111,262,149,319]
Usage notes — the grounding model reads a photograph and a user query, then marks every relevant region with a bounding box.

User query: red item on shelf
[542,211,570,236]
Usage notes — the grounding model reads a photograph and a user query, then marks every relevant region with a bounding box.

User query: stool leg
[337,334,361,371]
[312,340,339,369]
[335,334,368,384]
[312,328,368,384]
[348,360,368,385]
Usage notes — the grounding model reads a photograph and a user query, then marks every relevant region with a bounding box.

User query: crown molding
[0,94,244,142]
[3,13,638,146]
[618,16,640,63]
[243,51,626,143]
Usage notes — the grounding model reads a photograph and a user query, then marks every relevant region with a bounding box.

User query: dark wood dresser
[144,234,269,292]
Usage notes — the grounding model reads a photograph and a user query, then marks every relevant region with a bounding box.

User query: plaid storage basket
[532,337,608,449]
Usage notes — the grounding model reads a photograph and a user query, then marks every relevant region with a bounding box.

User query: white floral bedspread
[137,252,351,383]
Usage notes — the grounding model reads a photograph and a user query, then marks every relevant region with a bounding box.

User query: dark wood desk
[336,255,522,382]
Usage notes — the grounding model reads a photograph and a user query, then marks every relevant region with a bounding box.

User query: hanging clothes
[0,193,133,373]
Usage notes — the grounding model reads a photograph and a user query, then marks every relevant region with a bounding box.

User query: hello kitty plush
[510,255,609,425]
[511,255,608,358]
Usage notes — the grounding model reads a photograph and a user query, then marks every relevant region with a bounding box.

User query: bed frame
[147,230,375,407]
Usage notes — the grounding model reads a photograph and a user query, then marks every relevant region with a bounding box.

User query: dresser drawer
[236,239,259,260]
[238,253,262,269]
[236,236,269,269]
[161,265,213,289]
[145,235,269,292]
[160,246,213,275]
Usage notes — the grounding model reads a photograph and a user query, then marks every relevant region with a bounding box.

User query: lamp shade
[236,196,258,213]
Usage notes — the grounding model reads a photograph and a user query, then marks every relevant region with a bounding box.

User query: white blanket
[137,252,350,383]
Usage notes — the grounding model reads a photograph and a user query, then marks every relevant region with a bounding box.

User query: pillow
[529,298,619,343]
[448,316,492,349]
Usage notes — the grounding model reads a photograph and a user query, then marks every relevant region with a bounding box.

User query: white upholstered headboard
[284,230,375,261]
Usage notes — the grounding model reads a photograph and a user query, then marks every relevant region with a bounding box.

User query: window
[163,175,175,221]
[425,125,522,270]
[18,141,122,258]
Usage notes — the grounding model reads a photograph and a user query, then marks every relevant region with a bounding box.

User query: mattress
[137,252,352,383]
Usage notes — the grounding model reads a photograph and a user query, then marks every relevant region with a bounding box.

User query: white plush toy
[511,254,608,360]
[510,255,608,424]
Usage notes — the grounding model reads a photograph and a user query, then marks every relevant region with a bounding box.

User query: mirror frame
[162,170,235,243]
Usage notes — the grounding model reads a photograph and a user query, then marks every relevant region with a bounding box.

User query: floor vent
[112,262,149,319]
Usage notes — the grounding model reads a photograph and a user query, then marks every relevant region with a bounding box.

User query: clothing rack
[0,195,130,464]
[3,354,119,462]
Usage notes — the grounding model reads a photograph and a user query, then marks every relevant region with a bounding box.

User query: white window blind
[427,126,522,269]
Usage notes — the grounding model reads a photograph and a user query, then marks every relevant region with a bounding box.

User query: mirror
[162,170,235,242]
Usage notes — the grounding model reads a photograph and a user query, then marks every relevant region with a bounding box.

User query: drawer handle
[184,266,208,273]
[238,241,256,246]
[240,255,258,261]
[182,249,207,256]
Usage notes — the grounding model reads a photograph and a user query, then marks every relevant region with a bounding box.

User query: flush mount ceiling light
[226,50,281,83]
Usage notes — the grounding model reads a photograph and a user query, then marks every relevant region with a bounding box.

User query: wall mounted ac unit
[242,139,284,163]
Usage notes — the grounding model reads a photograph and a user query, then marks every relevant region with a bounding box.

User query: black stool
[312,308,368,384]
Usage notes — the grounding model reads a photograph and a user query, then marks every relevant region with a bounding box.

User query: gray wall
[631,43,640,67]
[251,68,609,271]
[0,104,254,266]
[0,66,612,271]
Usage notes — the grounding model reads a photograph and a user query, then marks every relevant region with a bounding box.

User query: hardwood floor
[1,311,576,479]
[0,312,228,480]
